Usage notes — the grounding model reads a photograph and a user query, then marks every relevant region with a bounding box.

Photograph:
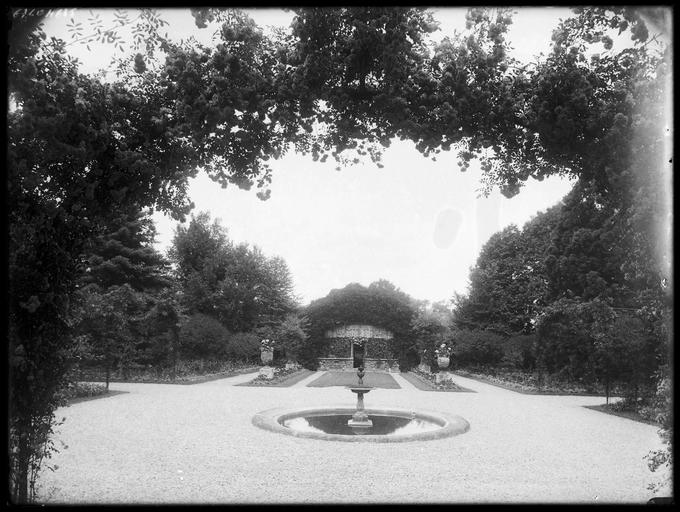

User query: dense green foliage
[80,209,172,291]
[448,6,670,476]
[271,313,310,363]
[74,284,141,389]
[454,185,667,398]
[451,329,505,368]
[8,14,199,500]
[178,313,231,360]
[72,210,174,387]
[72,209,299,379]
[410,302,455,369]
[223,331,261,362]
[169,212,297,333]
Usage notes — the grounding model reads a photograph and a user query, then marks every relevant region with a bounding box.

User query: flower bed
[240,366,313,387]
[408,368,473,392]
[585,396,662,425]
[61,382,108,399]
[168,366,260,385]
[75,360,259,385]
[584,403,660,426]
[57,382,128,404]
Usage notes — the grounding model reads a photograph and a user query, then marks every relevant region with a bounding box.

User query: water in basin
[282,413,442,436]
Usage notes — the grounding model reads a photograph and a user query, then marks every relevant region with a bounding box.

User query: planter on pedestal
[260,349,274,380]
[260,349,273,365]
[436,356,451,385]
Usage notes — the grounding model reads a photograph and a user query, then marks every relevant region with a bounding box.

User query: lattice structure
[319,324,398,372]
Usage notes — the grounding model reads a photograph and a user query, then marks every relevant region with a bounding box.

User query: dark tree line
[453,181,668,404]
[72,209,300,380]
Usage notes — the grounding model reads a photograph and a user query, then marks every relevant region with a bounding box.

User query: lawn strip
[403,372,476,393]
[306,371,401,389]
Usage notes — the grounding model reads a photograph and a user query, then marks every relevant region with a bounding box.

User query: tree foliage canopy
[168,211,297,332]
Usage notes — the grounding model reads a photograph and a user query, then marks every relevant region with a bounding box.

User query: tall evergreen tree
[80,209,172,291]
[73,209,174,382]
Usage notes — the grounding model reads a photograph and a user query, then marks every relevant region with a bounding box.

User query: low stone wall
[317,358,399,372]
[318,358,353,371]
[364,358,399,372]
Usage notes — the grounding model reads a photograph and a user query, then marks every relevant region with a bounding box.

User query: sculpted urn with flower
[434,343,452,369]
[260,338,275,365]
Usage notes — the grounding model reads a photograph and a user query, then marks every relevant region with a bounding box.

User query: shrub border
[66,390,128,405]
[455,370,606,396]
[75,366,260,386]
[583,404,661,426]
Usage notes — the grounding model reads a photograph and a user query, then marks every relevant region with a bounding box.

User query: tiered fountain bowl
[252,366,469,443]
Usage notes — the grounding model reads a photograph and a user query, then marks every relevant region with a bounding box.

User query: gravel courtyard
[36,371,670,504]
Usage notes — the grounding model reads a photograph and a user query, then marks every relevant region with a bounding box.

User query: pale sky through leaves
[43,7,577,305]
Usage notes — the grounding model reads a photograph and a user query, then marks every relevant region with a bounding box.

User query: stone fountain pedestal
[347,366,374,434]
[260,347,274,379]
[347,387,373,432]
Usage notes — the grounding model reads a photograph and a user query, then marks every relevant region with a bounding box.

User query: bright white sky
[43,7,577,305]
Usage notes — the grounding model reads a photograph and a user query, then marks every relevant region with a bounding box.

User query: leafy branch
[64,9,169,55]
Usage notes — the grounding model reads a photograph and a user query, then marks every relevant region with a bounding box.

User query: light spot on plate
[433,208,462,249]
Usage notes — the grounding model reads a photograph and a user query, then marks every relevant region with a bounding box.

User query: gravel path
[36,371,671,504]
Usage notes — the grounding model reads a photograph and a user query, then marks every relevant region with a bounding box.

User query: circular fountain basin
[252,406,469,442]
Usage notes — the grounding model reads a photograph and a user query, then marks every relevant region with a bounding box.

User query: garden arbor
[303,281,416,371]
[320,324,397,371]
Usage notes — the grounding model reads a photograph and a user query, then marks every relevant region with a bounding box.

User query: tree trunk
[171,327,179,381]
[105,361,110,391]
[13,433,30,503]
[121,358,128,380]
[605,375,610,405]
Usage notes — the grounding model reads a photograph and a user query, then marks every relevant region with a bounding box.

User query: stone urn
[437,356,450,369]
[260,348,273,365]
